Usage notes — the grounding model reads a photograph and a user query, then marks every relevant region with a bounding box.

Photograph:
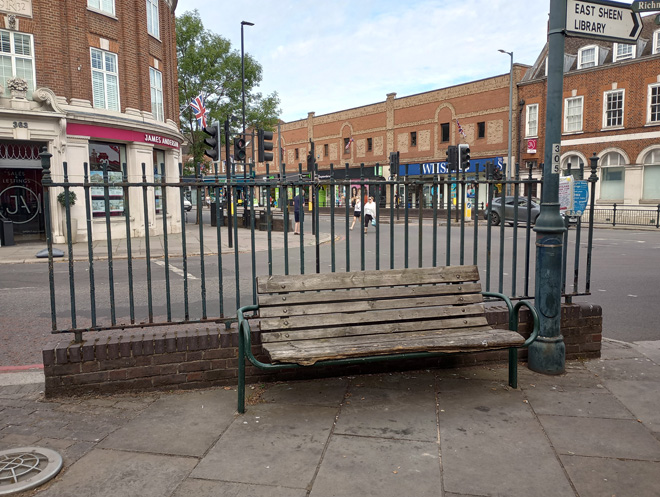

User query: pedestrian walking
[363,196,376,233]
[350,195,361,230]
[293,191,302,234]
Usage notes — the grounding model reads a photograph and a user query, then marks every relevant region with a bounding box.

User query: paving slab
[33,448,197,497]
[437,379,575,497]
[100,389,236,457]
[561,454,660,497]
[171,479,308,497]
[540,415,660,460]
[352,371,436,391]
[260,377,348,407]
[522,385,632,418]
[191,403,337,488]
[310,434,441,497]
[596,379,660,433]
[335,384,438,442]
[634,340,660,364]
[585,357,660,381]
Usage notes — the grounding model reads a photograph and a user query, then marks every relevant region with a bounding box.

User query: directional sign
[566,0,642,43]
[631,1,660,13]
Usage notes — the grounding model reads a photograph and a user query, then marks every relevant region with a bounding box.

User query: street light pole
[241,20,254,180]
[498,49,513,191]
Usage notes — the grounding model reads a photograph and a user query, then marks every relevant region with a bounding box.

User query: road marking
[0,287,38,291]
[628,294,638,298]
[153,260,198,280]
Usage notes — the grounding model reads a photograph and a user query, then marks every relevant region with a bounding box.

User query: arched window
[599,152,625,201]
[642,149,660,200]
[562,154,584,177]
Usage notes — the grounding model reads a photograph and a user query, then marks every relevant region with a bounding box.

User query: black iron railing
[39,150,599,342]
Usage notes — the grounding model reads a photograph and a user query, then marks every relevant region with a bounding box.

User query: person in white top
[350,196,361,230]
[363,196,376,233]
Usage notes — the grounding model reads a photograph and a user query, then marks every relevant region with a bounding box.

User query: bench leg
[238,331,246,414]
[508,348,518,389]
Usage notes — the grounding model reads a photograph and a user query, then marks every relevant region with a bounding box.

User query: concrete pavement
[1,338,659,496]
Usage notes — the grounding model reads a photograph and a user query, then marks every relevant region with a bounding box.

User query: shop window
[146,0,160,38]
[0,30,35,97]
[478,122,485,139]
[154,149,165,214]
[88,0,115,15]
[149,67,164,122]
[642,149,660,200]
[89,141,127,217]
[441,123,450,142]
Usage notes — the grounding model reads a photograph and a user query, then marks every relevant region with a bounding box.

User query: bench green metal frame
[236,291,538,413]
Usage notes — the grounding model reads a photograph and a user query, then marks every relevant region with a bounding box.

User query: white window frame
[0,30,36,96]
[577,45,598,69]
[653,30,660,54]
[613,43,635,62]
[648,83,660,124]
[87,0,115,16]
[146,0,160,39]
[525,104,539,138]
[90,48,120,112]
[603,89,624,129]
[564,96,583,133]
[149,67,164,122]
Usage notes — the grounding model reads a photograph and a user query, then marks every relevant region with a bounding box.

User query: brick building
[0,0,182,244]
[519,14,660,206]
[270,68,529,209]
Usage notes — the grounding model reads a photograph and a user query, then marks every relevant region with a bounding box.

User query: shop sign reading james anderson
[0,0,32,17]
[144,134,179,149]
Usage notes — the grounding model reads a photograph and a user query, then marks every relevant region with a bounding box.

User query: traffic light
[202,123,220,161]
[233,135,246,162]
[458,144,470,171]
[389,151,400,174]
[306,140,315,170]
[257,129,274,162]
[446,145,458,171]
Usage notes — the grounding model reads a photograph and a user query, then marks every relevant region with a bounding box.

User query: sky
[175,0,635,123]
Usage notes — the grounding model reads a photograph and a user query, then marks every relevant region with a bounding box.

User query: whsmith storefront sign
[398,157,503,176]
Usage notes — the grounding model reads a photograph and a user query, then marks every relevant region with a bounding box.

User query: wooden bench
[236,265,539,413]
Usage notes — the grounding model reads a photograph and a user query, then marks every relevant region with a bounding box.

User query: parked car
[484,196,578,226]
[183,198,192,211]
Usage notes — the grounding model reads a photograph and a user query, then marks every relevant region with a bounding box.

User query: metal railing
[588,203,660,228]
[39,151,600,342]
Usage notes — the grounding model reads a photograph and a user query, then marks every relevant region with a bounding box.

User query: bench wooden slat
[257,282,483,308]
[258,292,484,318]
[257,265,480,293]
[261,316,492,343]
[263,328,525,365]
[259,303,487,332]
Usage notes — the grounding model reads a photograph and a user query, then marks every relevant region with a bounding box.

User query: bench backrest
[256,265,491,344]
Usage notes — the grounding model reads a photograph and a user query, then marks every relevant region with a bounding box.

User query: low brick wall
[43,303,602,397]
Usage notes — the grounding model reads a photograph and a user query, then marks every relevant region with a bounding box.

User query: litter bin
[0,219,14,246]
[242,207,251,228]
[210,202,224,227]
[258,210,273,231]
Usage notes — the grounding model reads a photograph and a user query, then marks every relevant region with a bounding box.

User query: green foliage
[57,190,77,207]
[177,10,281,171]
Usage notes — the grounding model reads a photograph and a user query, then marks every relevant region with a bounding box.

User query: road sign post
[566,0,642,42]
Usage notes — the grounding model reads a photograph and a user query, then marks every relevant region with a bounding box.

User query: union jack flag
[345,137,354,151]
[456,119,467,139]
[190,94,208,129]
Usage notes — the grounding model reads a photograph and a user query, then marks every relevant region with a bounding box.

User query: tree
[177,10,280,173]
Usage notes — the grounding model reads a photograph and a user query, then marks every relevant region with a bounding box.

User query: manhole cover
[0,447,62,495]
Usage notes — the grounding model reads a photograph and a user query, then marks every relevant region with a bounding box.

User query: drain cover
[0,447,62,495]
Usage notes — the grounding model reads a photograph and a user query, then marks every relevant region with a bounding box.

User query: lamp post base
[528,335,566,375]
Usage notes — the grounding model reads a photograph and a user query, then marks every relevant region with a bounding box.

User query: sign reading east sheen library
[566,0,642,43]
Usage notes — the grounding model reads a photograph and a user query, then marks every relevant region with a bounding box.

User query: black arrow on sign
[630,11,641,38]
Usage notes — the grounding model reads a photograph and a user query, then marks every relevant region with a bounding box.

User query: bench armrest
[482,292,539,348]
[237,304,259,360]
